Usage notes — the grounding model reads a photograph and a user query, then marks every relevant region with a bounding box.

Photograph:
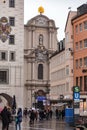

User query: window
[80,58,82,67]
[76,60,78,68]
[75,25,78,33]
[9,0,15,7]
[38,64,43,79]
[76,42,78,50]
[10,51,15,61]
[84,57,87,66]
[1,52,7,61]
[9,17,15,26]
[80,41,82,49]
[80,77,82,91]
[84,21,87,30]
[9,35,15,44]
[79,23,82,32]
[0,70,9,84]
[66,66,69,76]
[84,76,87,91]
[84,39,87,48]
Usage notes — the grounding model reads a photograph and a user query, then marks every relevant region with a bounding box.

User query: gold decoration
[38,6,44,14]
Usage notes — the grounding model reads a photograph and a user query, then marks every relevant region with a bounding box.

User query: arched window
[38,64,43,79]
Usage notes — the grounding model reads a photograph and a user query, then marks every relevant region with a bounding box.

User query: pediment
[26,14,56,27]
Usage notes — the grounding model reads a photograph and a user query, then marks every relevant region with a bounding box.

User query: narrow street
[0,117,74,130]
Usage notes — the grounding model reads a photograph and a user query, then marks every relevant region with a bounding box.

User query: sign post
[73,86,80,126]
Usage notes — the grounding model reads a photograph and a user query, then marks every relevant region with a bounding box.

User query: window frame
[38,64,43,79]
[9,0,15,8]
[0,51,7,61]
[0,69,9,84]
[9,35,15,45]
[9,17,15,26]
[84,21,87,30]
[9,51,15,61]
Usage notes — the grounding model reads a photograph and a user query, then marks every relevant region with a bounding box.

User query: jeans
[16,122,21,130]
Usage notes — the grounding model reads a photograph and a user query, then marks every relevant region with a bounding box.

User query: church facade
[24,14,58,108]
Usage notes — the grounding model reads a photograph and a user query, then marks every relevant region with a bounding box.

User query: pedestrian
[7,107,12,130]
[15,108,22,130]
[29,110,35,125]
[55,109,58,119]
[49,109,53,119]
[0,106,10,130]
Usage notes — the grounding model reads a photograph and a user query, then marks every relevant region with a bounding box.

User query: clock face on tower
[35,17,47,26]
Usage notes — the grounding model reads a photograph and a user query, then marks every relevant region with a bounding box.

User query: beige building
[50,11,77,107]
[24,14,58,108]
[64,11,77,102]
[50,40,66,103]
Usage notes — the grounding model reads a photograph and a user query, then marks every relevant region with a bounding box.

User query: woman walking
[15,108,22,130]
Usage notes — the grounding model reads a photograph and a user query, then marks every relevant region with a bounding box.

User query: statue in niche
[39,34,43,45]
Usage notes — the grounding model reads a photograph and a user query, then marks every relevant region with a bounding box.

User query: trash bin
[65,108,74,126]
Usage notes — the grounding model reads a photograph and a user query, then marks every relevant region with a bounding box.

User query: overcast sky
[24,0,87,41]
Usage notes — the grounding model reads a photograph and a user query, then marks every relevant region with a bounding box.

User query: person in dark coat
[1,106,10,130]
[15,108,22,130]
[29,110,35,124]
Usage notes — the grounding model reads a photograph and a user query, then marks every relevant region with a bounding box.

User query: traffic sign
[73,92,80,100]
[73,86,80,92]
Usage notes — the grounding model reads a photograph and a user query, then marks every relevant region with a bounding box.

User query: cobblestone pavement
[0,117,74,130]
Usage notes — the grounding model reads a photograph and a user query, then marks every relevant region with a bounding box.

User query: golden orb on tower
[38,6,44,14]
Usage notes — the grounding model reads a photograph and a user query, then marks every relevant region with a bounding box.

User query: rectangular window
[76,42,78,50]
[9,0,15,7]
[75,25,78,33]
[10,51,15,61]
[0,70,9,84]
[76,60,78,68]
[80,58,82,67]
[84,76,87,91]
[9,35,15,44]
[9,17,15,26]
[84,39,87,48]
[84,21,87,30]
[76,77,78,86]
[80,77,82,91]
[1,52,7,61]
[66,66,69,76]
[79,23,82,32]
[84,57,87,66]
[80,41,82,49]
